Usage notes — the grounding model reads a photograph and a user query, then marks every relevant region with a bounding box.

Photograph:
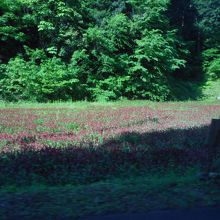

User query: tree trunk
[206,119,220,148]
[204,119,220,172]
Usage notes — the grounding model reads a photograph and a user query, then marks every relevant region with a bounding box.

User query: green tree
[194,0,220,80]
[128,30,185,100]
[1,0,215,101]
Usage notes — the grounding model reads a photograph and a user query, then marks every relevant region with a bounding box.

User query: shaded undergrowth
[2,169,220,220]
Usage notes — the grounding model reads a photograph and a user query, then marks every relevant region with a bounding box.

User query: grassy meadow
[0,100,220,219]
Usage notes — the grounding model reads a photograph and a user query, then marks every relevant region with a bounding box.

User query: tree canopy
[0,0,219,101]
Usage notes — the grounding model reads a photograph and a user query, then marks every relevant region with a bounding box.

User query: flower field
[0,101,220,186]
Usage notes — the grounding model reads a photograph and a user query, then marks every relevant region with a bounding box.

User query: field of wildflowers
[0,101,220,186]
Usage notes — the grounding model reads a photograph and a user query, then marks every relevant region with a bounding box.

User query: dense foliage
[194,0,220,81]
[0,0,219,101]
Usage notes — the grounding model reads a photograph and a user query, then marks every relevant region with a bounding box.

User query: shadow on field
[0,125,213,186]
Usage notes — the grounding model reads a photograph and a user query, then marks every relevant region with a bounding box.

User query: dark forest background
[0,0,219,102]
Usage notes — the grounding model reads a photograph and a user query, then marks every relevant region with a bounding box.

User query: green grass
[0,99,219,110]
[201,79,220,100]
[0,168,220,220]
